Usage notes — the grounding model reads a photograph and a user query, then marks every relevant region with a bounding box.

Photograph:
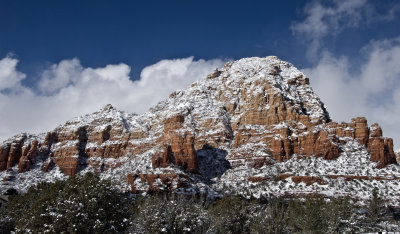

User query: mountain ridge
[1,56,399,203]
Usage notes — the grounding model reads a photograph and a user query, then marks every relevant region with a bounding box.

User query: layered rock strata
[0,56,397,194]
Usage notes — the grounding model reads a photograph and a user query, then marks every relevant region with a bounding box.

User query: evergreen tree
[7,173,131,233]
[132,192,209,233]
[287,197,327,234]
[208,196,252,234]
[363,188,388,231]
[250,197,288,234]
[325,196,353,233]
[0,204,14,234]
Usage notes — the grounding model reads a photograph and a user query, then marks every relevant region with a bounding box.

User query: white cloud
[0,56,26,90]
[291,0,399,60]
[38,58,82,94]
[0,56,225,141]
[135,57,224,110]
[303,37,400,148]
[292,0,400,148]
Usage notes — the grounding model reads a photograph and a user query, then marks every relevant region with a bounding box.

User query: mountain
[1,56,399,202]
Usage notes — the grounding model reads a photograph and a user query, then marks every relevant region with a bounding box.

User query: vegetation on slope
[0,174,399,233]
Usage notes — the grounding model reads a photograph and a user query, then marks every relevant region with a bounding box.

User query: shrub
[7,173,131,233]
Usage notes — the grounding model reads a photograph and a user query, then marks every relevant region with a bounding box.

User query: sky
[0,0,400,148]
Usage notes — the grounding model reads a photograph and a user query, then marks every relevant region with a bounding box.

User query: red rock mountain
[1,56,399,201]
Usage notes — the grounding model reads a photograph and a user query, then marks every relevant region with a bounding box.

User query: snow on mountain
[1,56,399,204]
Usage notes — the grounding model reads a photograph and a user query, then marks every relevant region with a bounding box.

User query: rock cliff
[1,56,399,201]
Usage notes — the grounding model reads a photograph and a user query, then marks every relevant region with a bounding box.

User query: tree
[365,188,387,228]
[208,196,252,233]
[0,205,14,234]
[7,173,131,233]
[132,192,210,234]
[250,197,288,234]
[325,196,353,233]
[287,197,327,234]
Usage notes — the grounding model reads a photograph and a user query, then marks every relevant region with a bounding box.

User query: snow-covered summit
[1,56,399,203]
[149,56,330,122]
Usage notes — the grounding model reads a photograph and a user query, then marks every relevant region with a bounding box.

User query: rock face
[0,135,39,172]
[152,145,173,168]
[0,56,398,197]
[18,139,39,173]
[368,137,396,168]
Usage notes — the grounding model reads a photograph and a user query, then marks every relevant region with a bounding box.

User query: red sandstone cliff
[0,56,397,196]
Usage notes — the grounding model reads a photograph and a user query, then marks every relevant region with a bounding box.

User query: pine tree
[208,196,250,233]
[287,197,327,234]
[7,173,131,233]
[132,192,209,233]
[365,188,386,226]
[250,197,288,234]
[325,196,353,233]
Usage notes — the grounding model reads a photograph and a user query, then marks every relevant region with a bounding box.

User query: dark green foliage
[325,196,353,233]
[286,196,354,234]
[287,197,327,233]
[0,205,14,234]
[361,188,395,232]
[132,192,210,234]
[4,180,400,233]
[6,173,131,233]
[365,188,386,224]
[287,197,354,233]
[208,196,252,233]
[250,197,288,234]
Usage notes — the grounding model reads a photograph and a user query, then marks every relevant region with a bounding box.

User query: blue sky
[1,0,400,148]
[1,0,309,79]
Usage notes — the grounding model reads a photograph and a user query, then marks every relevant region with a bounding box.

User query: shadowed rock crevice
[197,145,230,184]
[102,125,112,142]
[77,126,89,173]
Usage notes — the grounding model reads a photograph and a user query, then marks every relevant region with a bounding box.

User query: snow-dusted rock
[1,56,399,202]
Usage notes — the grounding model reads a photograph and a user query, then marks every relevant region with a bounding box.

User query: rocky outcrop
[353,117,369,146]
[154,115,200,173]
[41,158,54,172]
[168,132,199,173]
[0,144,10,171]
[274,174,327,186]
[152,134,199,173]
[52,157,80,176]
[18,140,39,172]
[232,115,395,167]
[368,137,396,168]
[6,138,25,170]
[0,135,32,171]
[229,145,275,168]
[0,56,398,196]
[152,145,173,168]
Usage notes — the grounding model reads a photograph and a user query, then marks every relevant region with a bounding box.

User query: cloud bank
[293,0,400,148]
[291,0,400,60]
[304,37,400,147]
[0,56,225,141]
[0,57,26,90]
